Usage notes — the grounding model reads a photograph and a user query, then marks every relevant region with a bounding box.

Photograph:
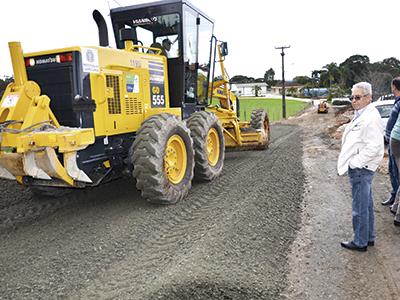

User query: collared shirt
[354,106,367,120]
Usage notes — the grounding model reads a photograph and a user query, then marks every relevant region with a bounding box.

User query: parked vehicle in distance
[371,99,395,128]
[376,94,395,102]
[332,97,351,106]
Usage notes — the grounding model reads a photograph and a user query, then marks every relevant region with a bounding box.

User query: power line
[107,0,122,8]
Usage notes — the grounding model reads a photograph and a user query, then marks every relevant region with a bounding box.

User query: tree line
[1,54,399,100]
[231,55,400,99]
[0,76,13,99]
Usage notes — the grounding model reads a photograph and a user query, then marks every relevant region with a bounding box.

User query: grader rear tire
[131,114,194,204]
[187,111,225,181]
[250,109,270,149]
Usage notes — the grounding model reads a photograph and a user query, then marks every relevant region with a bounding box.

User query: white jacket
[337,104,384,175]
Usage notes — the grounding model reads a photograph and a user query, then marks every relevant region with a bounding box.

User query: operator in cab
[162,38,172,58]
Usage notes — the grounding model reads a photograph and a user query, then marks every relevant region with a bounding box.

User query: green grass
[238,97,310,122]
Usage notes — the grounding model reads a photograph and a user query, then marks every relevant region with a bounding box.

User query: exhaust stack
[92,10,109,47]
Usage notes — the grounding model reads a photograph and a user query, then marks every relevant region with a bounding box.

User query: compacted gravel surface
[0,123,305,299]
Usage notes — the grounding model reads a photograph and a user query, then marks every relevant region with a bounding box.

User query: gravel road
[0,123,305,299]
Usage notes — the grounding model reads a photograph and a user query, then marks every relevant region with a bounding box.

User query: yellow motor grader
[0,0,270,204]
[317,101,328,113]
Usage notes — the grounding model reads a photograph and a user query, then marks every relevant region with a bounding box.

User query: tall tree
[293,54,400,99]
[230,75,254,83]
[311,70,324,87]
[382,57,400,69]
[321,62,341,87]
[264,68,276,88]
[252,85,262,97]
[293,76,312,85]
[339,54,370,89]
[367,69,392,99]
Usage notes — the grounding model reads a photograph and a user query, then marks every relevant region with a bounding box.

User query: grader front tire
[187,111,225,181]
[131,114,194,204]
[250,109,270,149]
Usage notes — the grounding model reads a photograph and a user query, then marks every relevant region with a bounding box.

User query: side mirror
[220,42,228,56]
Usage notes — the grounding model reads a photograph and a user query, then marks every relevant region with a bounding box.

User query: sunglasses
[349,94,369,101]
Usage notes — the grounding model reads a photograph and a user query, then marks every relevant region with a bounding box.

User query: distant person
[337,82,384,252]
[383,77,400,207]
[162,38,172,58]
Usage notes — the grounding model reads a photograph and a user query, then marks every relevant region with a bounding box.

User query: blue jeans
[389,147,399,198]
[348,167,375,247]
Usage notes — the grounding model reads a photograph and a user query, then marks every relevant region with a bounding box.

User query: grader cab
[0,0,270,203]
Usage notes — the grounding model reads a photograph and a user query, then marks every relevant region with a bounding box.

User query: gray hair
[352,82,372,95]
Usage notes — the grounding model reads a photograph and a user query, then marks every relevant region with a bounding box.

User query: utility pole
[275,46,290,119]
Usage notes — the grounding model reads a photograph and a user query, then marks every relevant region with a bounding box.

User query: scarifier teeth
[0,147,92,185]
[0,166,15,180]
[23,152,51,180]
[64,152,92,183]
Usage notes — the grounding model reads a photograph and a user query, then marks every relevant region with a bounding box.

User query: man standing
[337,82,384,252]
[382,77,400,206]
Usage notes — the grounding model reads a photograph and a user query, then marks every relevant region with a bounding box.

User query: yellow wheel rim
[207,127,220,167]
[164,134,187,184]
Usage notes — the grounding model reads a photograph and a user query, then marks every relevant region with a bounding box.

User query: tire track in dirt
[0,179,134,233]
[144,132,305,300]
[0,124,297,234]
[72,124,303,299]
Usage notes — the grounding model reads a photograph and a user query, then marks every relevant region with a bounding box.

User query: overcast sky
[0,0,398,80]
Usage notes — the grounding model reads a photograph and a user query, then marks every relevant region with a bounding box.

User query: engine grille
[125,97,143,115]
[106,75,121,114]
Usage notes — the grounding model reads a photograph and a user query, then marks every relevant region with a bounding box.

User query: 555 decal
[150,84,166,108]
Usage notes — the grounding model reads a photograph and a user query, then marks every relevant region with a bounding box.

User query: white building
[232,83,268,97]
[270,82,304,96]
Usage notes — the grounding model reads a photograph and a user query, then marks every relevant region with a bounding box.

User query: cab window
[129,13,181,59]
